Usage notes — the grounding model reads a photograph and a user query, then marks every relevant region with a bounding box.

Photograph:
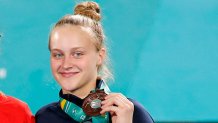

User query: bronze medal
[82,89,107,116]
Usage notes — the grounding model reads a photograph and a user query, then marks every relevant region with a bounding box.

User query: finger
[105,93,124,99]
[103,93,132,108]
[100,105,119,114]
[105,93,129,103]
[102,95,126,108]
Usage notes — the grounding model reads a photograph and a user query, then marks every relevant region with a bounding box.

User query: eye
[73,51,84,59]
[52,53,63,59]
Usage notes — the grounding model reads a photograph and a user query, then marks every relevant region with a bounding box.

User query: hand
[100,93,134,123]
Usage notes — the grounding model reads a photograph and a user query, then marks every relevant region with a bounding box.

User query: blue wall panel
[0,0,218,121]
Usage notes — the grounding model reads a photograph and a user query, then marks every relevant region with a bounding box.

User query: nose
[62,56,73,70]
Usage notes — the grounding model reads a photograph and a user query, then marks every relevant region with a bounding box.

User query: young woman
[35,1,154,123]
[0,92,35,123]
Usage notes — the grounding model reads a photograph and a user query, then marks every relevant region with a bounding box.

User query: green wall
[1,0,218,121]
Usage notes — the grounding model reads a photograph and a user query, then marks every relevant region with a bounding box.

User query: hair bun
[74,1,101,21]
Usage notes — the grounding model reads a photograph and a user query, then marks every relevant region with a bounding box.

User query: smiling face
[50,25,105,98]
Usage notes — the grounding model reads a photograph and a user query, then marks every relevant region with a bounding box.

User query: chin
[62,85,77,92]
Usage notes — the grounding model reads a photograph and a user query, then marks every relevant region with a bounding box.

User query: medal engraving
[90,99,101,109]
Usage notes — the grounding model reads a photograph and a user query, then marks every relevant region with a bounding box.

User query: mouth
[59,72,79,78]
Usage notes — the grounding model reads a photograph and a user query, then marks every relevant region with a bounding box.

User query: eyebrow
[50,47,85,52]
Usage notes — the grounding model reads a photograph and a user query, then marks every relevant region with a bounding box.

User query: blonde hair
[49,1,113,82]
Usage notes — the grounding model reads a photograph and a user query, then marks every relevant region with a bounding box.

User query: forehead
[50,25,96,51]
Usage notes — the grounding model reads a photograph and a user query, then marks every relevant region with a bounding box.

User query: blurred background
[1,0,218,122]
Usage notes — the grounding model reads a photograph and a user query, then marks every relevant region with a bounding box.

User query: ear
[97,48,106,65]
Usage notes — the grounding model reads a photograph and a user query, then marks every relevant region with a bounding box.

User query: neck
[63,79,96,99]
